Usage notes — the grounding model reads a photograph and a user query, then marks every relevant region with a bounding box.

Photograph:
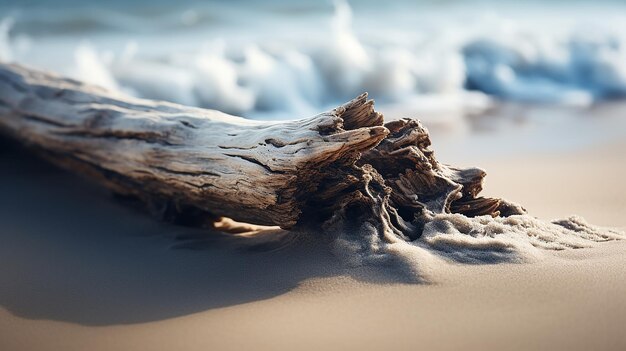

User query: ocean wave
[2,1,626,118]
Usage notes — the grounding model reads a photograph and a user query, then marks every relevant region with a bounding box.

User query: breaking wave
[2,1,626,118]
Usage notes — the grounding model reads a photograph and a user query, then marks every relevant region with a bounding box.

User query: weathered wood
[0,62,524,241]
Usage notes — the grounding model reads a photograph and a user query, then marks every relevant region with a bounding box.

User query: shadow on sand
[0,141,406,326]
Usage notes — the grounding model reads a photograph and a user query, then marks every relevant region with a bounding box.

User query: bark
[0,63,524,241]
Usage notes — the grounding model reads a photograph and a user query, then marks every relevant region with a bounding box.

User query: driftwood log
[0,63,525,242]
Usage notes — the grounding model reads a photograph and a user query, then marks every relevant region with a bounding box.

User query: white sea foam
[0,17,13,61]
[73,44,119,91]
[3,1,626,119]
[420,214,623,263]
[333,214,623,282]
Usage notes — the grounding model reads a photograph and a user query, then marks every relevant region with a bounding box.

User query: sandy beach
[1,133,624,351]
[2,0,626,349]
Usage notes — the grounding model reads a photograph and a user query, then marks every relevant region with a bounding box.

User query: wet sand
[0,138,624,351]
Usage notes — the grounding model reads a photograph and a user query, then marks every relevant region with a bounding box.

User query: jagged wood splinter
[0,63,525,242]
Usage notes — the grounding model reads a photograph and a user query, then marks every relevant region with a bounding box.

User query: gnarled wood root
[305,95,527,245]
[0,62,577,250]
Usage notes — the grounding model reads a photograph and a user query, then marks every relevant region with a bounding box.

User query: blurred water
[1,0,626,126]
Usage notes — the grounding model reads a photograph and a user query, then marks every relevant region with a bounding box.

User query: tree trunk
[0,63,524,240]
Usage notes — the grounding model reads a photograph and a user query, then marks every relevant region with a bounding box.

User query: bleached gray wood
[0,62,523,239]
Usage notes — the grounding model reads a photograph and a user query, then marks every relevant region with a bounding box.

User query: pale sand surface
[0,139,624,351]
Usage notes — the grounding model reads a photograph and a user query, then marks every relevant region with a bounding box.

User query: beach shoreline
[1,128,625,350]
[2,0,626,349]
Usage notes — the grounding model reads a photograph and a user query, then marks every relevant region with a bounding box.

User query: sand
[1,137,625,351]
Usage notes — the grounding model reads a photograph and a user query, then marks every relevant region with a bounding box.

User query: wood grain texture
[0,63,524,241]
